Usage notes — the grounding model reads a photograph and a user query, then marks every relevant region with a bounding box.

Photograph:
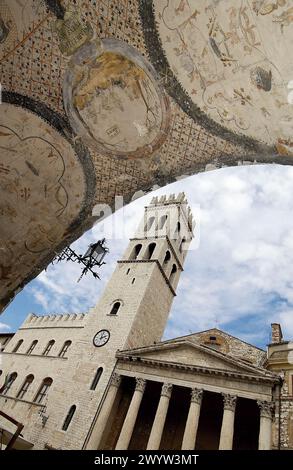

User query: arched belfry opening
[144,243,156,260]
[169,264,177,284]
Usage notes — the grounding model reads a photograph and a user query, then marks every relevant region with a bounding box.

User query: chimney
[271,323,283,344]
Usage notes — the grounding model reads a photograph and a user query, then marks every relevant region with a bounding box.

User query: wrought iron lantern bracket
[52,239,109,282]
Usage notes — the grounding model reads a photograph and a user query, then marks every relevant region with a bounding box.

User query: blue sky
[1,164,293,349]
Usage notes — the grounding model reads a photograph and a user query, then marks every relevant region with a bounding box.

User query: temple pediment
[117,340,275,379]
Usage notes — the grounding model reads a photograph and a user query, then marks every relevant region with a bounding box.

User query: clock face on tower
[93,329,110,347]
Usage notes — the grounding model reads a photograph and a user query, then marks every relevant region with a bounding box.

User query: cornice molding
[116,339,278,379]
[1,351,67,360]
[0,394,43,407]
[117,355,279,385]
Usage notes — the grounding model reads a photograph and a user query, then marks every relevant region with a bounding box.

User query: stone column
[115,378,146,450]
[181,388,203,450]
[219,393,237,450]
[147,383,173,450]
[86,373,121,450]
[257,400,274,450]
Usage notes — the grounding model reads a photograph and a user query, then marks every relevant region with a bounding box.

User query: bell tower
[85,192,194,349]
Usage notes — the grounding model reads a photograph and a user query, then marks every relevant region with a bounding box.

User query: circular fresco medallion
[141,0,293,154]
[63,38,170,158]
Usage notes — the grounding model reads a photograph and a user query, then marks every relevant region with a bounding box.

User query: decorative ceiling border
[138,0,275,157]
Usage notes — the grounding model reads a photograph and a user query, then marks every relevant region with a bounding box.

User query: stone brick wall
[279,377,293,449]
[267,340,293,449]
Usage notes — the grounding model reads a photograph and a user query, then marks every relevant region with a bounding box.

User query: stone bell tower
[85,192,194,351]
[80,193,194,450]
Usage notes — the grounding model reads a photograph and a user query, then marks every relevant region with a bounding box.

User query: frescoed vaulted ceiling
[0,0,293,312]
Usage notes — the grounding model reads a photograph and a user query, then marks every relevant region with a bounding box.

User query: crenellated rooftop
[150,192,187,206]
[20,312,87,329]
[149,192,195,231]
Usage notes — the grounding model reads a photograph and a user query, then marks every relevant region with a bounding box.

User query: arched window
[179,237,186,253]
[43,340,55,356]
[163,250,171,264]
[130,244,142,260]
[17,374,34,399]
[1,372,17,395]
[159,215,168,230]
[145,216,155,232]
[145,242,156,260]
[169,264,177,284]
[90,367,103,391]
[62,405,76,431]
[58,341,72,358]
[27,340,38,355]
[34,377,53,404]
[110,302,121,315]
[12,339,23,353]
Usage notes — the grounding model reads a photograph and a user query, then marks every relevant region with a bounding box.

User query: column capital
[190,388,203,404]
[111,373,121,388]
[222,393,237,411]
[135,378,146,393]
[161,383,173,398]
[257,400,274,419]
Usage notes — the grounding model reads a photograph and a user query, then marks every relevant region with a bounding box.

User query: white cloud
[278,310,293,337]
[0,322,11,331]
